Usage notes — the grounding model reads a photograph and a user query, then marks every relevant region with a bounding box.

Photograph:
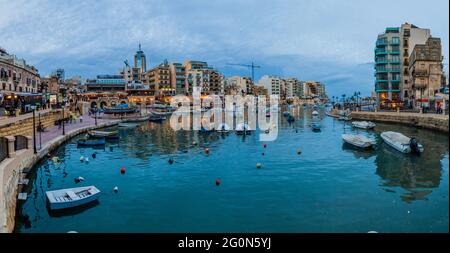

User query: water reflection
[374,124,447,203]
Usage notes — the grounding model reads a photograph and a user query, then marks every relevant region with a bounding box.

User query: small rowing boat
[77,138,105,146]
[342,134,376,149]
[352,121,376,130]
[46,186,100,210]
[88,130,118,138]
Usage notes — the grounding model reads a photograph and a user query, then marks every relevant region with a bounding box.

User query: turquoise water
[15,108,449,232]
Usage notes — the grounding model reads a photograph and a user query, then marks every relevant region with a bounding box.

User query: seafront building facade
[409,37,444,110]
[375,23,444,109]
[0,47,40,94]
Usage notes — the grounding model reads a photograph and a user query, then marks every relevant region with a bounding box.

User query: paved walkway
[35,115,114,150]
[0,109,52,127]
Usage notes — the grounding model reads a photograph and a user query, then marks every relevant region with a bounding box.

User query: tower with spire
[134,43,146,74]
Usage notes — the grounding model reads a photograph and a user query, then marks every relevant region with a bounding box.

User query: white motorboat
[380,131,424,154]
[236,123,251,135]
[342,134,376,149]
[118,123,139,128]
[46,186,100,210]
[217,123,231,133]
[352,121,376,130]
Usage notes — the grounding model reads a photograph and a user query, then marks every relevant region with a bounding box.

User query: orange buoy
[215,179,220,186]
[120,167,126,174]
[263,144,267,148]
[205,148,209,155]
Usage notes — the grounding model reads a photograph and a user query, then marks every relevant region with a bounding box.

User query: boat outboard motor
[409,137,420,155]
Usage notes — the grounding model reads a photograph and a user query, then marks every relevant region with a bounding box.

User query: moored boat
[311,122,321,131]
[149,114,166,122]
[236,123,252,135]
[88,130,118,138]
[77,138,106,146]
[352,121,376,130]
[118,123,139,128]
[342,134,376,149]
[46,186,100,210]
[217,123,231,133]
[380,131,424,154]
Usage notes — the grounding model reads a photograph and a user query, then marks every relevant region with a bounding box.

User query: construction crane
[226,62,261,83]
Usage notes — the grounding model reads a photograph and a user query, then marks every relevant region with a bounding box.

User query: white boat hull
[46,186,100,210]
[380,131,424,154]
[342,134,376,149]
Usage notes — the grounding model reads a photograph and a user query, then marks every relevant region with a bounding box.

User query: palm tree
[342,94,346,108]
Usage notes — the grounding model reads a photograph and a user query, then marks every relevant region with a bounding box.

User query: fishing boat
[88,130,118,138]
[311,122,321,131]
[342,134,376,149]
[352,121,376,130]
[118,123,139,128]
[236,123,252,135]
[217,123,231,133]
[149,114,166,122]
[338,116,351,121]
[287,115,295,122]
[46,186,100,210]
[325,111,339,118]
[77,138,105,146]
[380,131,424,154]
[103,104,137,114]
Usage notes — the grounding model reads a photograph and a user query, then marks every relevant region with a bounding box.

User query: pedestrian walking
[80,115,83,123]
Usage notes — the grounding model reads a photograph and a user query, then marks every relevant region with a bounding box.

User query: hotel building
[258,76,282,95]
[169,63,187,95]
[0,47,40,94]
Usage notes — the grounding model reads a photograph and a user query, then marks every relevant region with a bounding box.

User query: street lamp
[62,105,66,135]
[94,107,98,126]
[31,105,37,154]
[38,112,42,150]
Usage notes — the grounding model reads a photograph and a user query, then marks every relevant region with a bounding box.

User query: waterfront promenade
[350,111,449,133]
[0,113,120,233]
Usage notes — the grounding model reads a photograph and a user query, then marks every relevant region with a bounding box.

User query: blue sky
[0,0,448,97]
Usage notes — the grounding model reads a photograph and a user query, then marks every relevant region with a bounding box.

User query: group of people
[56,113,83,129]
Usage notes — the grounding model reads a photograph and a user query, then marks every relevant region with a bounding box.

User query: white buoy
[67,231,78,233]
[256,163,262,169]
[77,176,85,182]
[84,157,89,163]
[113,186,119,193]
[80,156,84,162]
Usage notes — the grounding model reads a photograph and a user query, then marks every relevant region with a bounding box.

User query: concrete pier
[350,111,449,133]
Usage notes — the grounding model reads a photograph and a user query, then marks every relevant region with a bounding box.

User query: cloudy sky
[0,0,448,96]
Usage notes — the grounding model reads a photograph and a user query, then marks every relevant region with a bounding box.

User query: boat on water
[103,104,137,114]
[380,131,424,154]
[311,122,321,131]
[312,110,319,116]
[217,123,231,133]
[88,130,118,138]
[325,111,339,118]
[118,123,139,128]
[338,116,351,121]
[77,138,106,146]
[352,121,376,130]
[46,186,100,210]
[342,134,376,149]
[236,123,252,135]
[149,114,166,122]
[123,116,150,123]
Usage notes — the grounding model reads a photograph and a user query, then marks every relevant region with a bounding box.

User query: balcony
[389,51,400,55]
[375,49,388,55]
[376,40,388,47]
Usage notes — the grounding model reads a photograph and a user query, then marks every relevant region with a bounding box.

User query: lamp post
[62,105,66,135]
[31,105,37,154]
[38,112,42,150]
[94,107,98,126]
